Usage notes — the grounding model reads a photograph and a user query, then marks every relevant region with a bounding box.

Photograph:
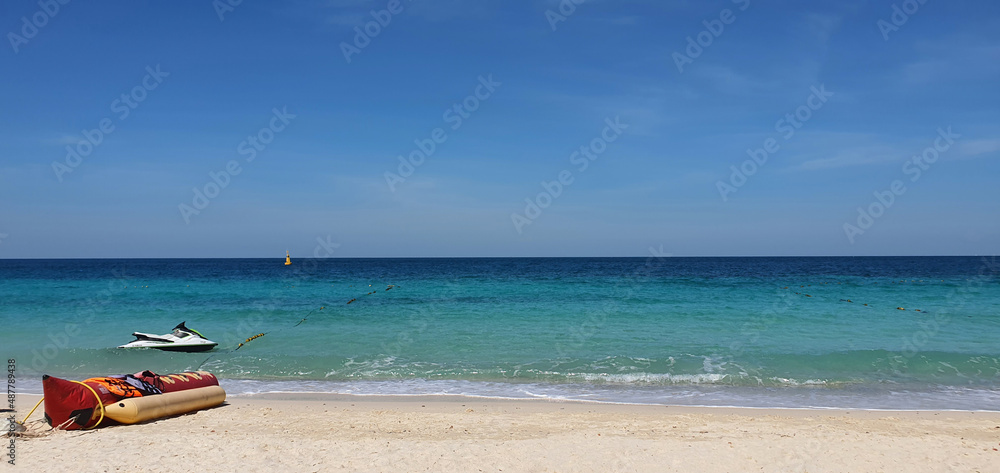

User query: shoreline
[14,376,1000,412]
[16,391,1000,416]
[235,391,1000,416]
[13,393,1000,471]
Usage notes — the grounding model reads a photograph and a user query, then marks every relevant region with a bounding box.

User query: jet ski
[118,322,219,352]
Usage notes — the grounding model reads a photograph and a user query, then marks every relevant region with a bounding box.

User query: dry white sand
[11,393,1000,472]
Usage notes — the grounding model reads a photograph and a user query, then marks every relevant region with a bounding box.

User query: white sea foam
[216,378,1000,411]
[12,370,997,411]
[578,372,729,385]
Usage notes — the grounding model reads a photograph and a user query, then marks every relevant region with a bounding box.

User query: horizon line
[0,255,994,260]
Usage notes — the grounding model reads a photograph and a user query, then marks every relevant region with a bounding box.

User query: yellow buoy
[285,251,292,266]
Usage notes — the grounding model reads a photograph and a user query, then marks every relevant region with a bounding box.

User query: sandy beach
[11,393,1000,472]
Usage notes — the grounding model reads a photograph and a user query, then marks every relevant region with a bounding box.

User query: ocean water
[2,257,999,410]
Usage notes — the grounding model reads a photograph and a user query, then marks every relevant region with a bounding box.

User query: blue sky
[1,0,998,257]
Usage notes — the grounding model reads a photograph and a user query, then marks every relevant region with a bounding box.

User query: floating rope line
[196,284,398,370]
[234,333,266,352]
[294,306,324,327]
[782,283,924,312]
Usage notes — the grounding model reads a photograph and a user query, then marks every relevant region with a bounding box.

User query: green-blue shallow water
[2,257,998,409]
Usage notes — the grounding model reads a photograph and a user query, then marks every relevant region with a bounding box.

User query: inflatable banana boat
[41,370,225,430]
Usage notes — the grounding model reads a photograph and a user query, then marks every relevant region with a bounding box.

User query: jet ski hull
[118,342,218,352]
[149,343,217,352]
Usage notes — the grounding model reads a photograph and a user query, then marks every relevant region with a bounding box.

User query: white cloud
[693,65,772,95]
[803,13,841,44]
[794,145,902,170]
[786,132,1000,171]
[958,138,1000,157]
[902,38,1000,85]
[53,134,81,146]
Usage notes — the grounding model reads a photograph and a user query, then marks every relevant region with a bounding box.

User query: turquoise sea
[2,257,999,410]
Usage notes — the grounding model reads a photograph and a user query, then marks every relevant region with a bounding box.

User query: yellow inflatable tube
[104,386,226,424]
